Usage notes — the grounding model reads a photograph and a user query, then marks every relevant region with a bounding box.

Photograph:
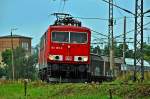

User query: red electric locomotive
[38,13,91,82]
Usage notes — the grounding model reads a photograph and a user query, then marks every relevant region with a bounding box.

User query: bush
[0,67,6,78]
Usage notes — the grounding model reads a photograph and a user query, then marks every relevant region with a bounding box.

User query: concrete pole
[11,28,17,80]
[108,0,115,76]
[123,16,126,65]
[11,30,15,81]
[103,61,106,76]
[123,16,126,79]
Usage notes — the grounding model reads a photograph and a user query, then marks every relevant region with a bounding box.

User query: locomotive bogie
[39,63,89,82]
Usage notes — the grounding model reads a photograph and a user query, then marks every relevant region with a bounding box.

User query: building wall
[19,38,31,53]
[0,37,32,66]
[0,37,31,53]
[0,38,20,52]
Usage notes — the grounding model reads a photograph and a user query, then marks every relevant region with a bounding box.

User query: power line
[75,17,108,20]
[62,0,67,12]
[113,0,124,17]
[101,0,135,15]
[56,0,68,12]
[114,21,150,39]
[75,16,135,20]
[145,15,150,17]
[91,29,108,37]
[113,0,135,24]
[58,0,63,12]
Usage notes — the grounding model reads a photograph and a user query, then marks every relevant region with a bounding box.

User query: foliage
[91,45,101,55]
[91,42,150,61]
[1,47,38,80]
[1,49,12,66]
[103,43,134,58]
[126,50,134,58]
[1,49,12,78]
[115,43,134,58]
[143,43,150,61]
[0,67,6,78]
[103,45,109,56]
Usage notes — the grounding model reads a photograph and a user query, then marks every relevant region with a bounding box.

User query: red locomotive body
[38,24,91,82]
[39,25,91,65]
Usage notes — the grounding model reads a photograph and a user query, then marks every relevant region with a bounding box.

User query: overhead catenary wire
[114,21,150,38]
[75,17,108,20]
[92,21,150,45]
[113,0,124,17]
[113,0,135,23]
[91,29,108,37]
[75,16,135,21]
[101,0,135,15]
[56,0,68,13]
[58,0,63,12]
[75,16,135,28]
[62,0,67,12]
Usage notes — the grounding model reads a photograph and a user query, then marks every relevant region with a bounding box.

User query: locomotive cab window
[70,32,87,44]
[52,31,87,44]
[52,32,69,43]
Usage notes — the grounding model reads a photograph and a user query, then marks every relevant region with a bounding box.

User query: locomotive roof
[49,25,90,31]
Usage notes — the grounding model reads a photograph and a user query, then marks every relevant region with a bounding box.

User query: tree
[1,47,38,80]
[1,49,12,78]
[115,43,129,57]
[90,46,94,53]
[103,43,134,58]
[126,50,134,58]
[92,45,101,55]
[143,43,150,61]
[0,67,6,78]
[103,45,109,56]
[1,49,12,66]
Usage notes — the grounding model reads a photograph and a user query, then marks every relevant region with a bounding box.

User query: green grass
[0,80,150,99]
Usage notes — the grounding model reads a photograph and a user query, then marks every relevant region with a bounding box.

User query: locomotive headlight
[48,55,63,61]
[74,56,88,62]
[83,56,88,61]
[49,55,54,60]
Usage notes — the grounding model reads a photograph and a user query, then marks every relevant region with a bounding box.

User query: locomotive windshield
[70,32,87,43]
[52,32,69,43]
[52,32,87,44]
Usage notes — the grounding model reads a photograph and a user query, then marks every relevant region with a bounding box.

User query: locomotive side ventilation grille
[51,13,82,27]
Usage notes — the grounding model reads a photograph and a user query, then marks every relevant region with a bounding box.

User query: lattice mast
[134,0,144,81]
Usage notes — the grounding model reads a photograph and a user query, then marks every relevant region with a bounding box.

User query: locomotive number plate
[65,56,72,61]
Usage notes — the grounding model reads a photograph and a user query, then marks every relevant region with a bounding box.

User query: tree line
[0,46,38,80]
[91,43,150,60]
